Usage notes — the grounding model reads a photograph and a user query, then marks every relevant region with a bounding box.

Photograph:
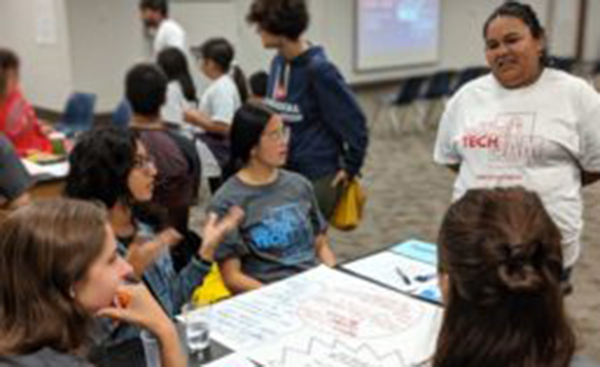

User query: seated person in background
[0,199,186,367]
[0,48,52,156]
[433,187,599,367]
[210,103,336,295]
[248,70,268,102]
[125,63,200,250]
[0,134,32,210]
[64,127,242,363]
[157,47,198,132]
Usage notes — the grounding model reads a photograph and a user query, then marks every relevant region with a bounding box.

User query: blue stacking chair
[56,92,96,137]
[549,56,576,73]
[452,66,489,94]
[421,70,456,128]
[372,75,428,135]
[112,99,132,129]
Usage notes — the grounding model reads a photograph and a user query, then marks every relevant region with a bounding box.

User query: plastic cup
[49,132,66,155]
[140,329,162,367]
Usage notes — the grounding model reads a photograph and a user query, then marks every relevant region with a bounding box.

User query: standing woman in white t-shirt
[157,47,198,132]
[185,38,248,193]
[433,2,600,291]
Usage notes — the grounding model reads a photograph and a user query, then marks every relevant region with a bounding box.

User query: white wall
[1,0,595,111]
[583,0,600,61]
[0,0,73,110]
[66,0,147,112]
[173,0,558,86]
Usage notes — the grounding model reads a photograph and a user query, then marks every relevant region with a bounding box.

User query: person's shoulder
[211,176,247,203]
[213,76,238,95]
[166,81,183,94]
[279,170,312,190]
[543,67,581,83]
[544,68,597,94]
[162,18,184,33]
[457,72,495,94]
[542,68,600,112]
[306,49,337,77]
[447,72,496,107]
[204,78,226,97]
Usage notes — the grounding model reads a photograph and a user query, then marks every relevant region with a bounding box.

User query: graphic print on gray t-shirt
[210,170,327,284]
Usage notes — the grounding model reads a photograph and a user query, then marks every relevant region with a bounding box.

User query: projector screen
[356,0,440,71]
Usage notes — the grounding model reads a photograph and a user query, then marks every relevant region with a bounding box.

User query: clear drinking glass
[181,300,212,363]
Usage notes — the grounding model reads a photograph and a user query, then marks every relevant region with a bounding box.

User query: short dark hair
[0,48,19,98]
[139,0,168,16]
[433,187,575,367]
[0,48,19,72]
[483,1,548,65]
[194,38,248,102]
[125,63,167,116]
[249,71,269,98]
[0,199,107,355]
[246,0,309,40]
[65,127,139,208]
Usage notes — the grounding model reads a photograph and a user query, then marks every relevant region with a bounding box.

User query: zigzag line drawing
[271,336,413,367]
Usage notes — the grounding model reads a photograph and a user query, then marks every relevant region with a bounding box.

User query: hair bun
[497,243,544,293]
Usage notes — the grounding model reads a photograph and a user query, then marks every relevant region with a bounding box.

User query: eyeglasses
[262,126,291,143]
[133,155,156,171]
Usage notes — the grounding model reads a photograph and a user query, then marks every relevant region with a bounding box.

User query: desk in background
[21,159,69,199]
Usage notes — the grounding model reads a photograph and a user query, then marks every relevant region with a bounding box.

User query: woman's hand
[126,228,182,278]
[98,284,187,367]
[331,169,350,188]
[197,207,244,262]
[97,284,172,336]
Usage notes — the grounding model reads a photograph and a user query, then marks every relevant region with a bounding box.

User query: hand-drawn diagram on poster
[189,266,442,367]
[252,335,410,367]
[342,248,442,304]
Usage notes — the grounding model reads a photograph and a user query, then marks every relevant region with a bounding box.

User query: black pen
[395,266,412,286]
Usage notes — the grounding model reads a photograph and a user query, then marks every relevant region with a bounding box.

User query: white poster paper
[189,266,442,367]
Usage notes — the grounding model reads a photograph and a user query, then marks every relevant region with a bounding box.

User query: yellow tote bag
[192,263,231,305]
[330,178,366,231]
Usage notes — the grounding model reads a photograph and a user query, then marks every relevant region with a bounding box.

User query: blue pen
[415,273,437,283]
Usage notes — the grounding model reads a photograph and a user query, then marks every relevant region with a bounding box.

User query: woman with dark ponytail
[186,37,248,193]
[432,187,598,367]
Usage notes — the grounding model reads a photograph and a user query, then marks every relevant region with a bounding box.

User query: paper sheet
[21,159,69,179]
[390,239,438,265]
[36,0,58,45]
[188,266,441,367]
[342,251,442,304]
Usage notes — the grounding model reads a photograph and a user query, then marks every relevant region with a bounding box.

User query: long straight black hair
[223,103,274,179]
[157,47,198,105]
